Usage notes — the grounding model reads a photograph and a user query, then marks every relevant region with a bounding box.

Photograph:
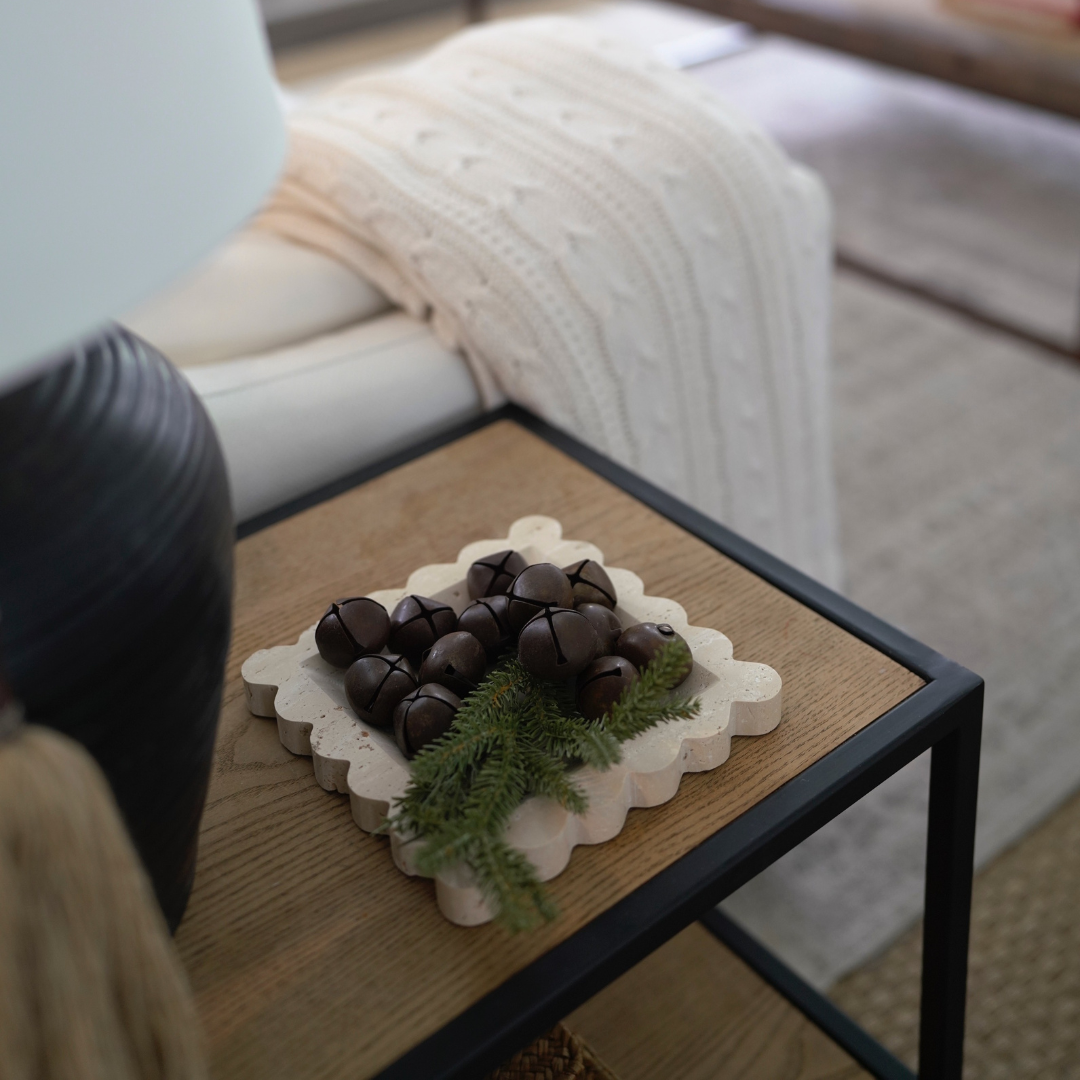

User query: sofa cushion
[183,312,482,524]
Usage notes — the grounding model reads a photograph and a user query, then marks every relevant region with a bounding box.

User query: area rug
[696,36,1080,349]
[722,269,1080,987]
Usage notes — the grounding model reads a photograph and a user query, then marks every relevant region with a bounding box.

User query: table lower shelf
[566,917,875,1080]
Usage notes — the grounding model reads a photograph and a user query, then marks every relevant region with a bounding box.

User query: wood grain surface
[567,923,870,1079]
[174,420,923,1079]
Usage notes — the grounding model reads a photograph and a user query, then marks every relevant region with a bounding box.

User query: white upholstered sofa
[126,207,839,590]
[124,230,484,525]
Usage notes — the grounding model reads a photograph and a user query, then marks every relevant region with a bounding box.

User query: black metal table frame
[240,405,983,1080]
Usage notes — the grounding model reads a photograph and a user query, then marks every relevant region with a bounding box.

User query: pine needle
[387,640,700,931]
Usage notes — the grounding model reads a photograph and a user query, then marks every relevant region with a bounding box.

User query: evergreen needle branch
[602,640,701,745]
[387,640,700,930]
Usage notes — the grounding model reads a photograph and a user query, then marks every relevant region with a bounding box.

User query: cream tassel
[0,684,207,1080]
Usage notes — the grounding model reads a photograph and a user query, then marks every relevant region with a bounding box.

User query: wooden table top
[174,419,923,1079]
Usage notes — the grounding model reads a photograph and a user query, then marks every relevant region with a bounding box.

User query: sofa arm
[122,230,390,367]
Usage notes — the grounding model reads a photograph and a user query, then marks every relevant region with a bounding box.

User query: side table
[174,407,981,1080]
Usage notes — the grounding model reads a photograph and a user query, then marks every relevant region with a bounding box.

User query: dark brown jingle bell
[466,549,528,599]
[518,607,598,681]
[577,655,640,721]
[315,596,391,668]
[419,630,486,696]
[344,653,417,729]
[616,622,693,686]
[388,594,457,661]
[562,558,617,610]
[577,602,622,658]
[393,683,461,758]
[506,563,574,632]
[457,594,514,658]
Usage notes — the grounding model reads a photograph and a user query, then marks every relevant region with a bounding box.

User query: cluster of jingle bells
[315,550,691,760]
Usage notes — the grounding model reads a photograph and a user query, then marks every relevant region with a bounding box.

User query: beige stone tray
[241,515,781,926]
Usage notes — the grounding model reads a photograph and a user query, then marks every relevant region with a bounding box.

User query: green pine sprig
[386,639,700,932]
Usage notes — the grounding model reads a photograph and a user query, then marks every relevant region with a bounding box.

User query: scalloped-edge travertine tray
[242,515,781,926]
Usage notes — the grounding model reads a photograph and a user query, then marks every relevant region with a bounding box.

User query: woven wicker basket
[489,1024,620,1080]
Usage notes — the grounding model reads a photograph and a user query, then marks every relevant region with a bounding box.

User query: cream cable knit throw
[259,17,841,586]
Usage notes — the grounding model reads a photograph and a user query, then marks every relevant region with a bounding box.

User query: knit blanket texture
[259,17,840,585]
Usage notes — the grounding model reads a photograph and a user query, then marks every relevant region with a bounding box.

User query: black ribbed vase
[0,326,233,931]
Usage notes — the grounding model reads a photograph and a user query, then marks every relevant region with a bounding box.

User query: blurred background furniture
[262,0,1080,119]
[656,0,1080,119]
[672,0,1080,363]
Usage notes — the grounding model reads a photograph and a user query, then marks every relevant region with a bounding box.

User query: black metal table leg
[696,682,983,1080]
[919,686,983,1079]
